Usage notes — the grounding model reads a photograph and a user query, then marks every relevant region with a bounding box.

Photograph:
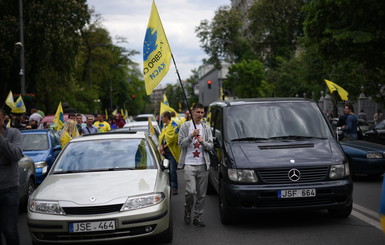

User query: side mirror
[162,159,170,169]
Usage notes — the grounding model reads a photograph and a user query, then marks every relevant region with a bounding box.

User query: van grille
[258,166,329,184]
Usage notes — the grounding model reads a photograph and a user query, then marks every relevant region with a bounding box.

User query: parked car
[134,114,157,122]
[124,121,161,145]
[18,155,36,209]
[340,140,385,177]
[21,129,61,184]
[206,98,353,224]
[364,119,385,145]
[27,131,172,244]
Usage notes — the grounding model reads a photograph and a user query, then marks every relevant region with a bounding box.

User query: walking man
[159,111,180,195]
[178,103,213,227]
[342,104,358,140]
[0,109,23,245]
[82,116,98,135]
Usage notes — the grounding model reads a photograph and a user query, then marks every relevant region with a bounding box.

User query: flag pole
[171,54,196,129]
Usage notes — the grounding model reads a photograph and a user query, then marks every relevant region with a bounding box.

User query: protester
[75,114,84,135]
[0,108,23,245]
[29,108,43,124]
[26,120,39,129]
[358,110,367,121]
[178,103,213,227]
[60,120,79,148]
[93,114,111,132]
[342,104,358,140]
[374,109,383,125]
[82,116,98,135]
[115,113,126,128]
[159,111,180,195]
[180,110,192,125]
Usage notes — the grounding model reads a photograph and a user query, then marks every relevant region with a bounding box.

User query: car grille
[62,204,123,215]
[32,225,157,241]
[258,166,329,184]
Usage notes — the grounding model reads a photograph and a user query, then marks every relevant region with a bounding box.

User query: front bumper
[27,199,170,244]
[222,179,353,212]
[350,157,385,175]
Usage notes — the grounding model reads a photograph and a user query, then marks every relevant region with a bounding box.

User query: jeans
[184,164,209,217]
[0,187,20,245]
[164,149,178,190]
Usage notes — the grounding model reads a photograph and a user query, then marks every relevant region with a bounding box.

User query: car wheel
[328,203,352,218]
[219,181,234,225]
[27,177,36,197]
[156,212,173,243]
[20,177,36,212]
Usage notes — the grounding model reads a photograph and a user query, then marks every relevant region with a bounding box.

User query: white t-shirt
[185,122,205,165]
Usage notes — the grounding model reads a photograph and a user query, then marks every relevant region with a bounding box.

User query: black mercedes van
[206,98,353,224]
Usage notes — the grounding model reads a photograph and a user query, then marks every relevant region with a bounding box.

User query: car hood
[23,150,50,163]
[33,170,158,205]
[228,139,342,168]
[341,140,385,151]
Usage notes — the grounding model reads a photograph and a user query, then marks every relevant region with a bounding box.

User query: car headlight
[366,153,384,159]
[29,200,66,215]
[121,193,165,211]
[35,161,48,174]
[329,163,350,179]
[228,169,258,183]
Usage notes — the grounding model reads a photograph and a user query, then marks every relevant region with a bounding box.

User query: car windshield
[22,134,49,151]
[52,138,157,173]
[226,102,332,141]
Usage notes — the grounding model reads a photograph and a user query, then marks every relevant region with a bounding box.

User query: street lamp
[18,0,25,95]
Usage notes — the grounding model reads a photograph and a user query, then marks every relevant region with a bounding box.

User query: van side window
[214,110,223,143]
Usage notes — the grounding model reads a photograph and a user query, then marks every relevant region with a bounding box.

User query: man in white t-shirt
[178,103,213,227]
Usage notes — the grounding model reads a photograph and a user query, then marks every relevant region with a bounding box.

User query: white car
[27,131,172,244]
[134,114,157,122]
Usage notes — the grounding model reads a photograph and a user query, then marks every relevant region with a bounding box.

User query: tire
[328,203,352,218]
[219,181,234,225]
[20,178,36,211]
[156,213,173,243]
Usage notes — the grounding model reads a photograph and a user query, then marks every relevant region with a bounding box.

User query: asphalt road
[8,172,385,245]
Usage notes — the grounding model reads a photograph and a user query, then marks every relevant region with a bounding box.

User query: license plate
[69,220,116,233]
[278,189,316,198]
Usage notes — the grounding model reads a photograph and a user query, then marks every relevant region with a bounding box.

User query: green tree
[224,59,273,98]
[247,0,305,68]
[303,0,385,103]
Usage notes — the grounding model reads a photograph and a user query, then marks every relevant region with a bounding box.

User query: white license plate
[69,220,116,233]
[278,189,316,198]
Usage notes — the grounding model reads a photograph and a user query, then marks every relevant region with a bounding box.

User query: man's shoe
[193,217,205,227]
[184,210,191,224]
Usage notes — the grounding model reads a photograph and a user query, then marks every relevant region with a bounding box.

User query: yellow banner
[324,79,349,101]
[143,0,172,95]
[12,96,26,113]
[53,101,65,131]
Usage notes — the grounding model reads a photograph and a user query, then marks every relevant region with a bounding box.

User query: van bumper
[221,179,353,212]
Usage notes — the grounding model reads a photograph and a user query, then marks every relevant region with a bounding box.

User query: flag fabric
[53,102,65,131]
[163,94,169,106]
[105,109,108,120]
[112,109,117,116]
[125,109,128,119]
[6,119,11,128]
[12,96,26,113]
[143,0,172,95]
[380,177,385,233]
[324,79,349,101]
[179,102,182,112]
[160,101,178,115]
[120,109,125,118]
[148,117,156,136]
[5,91,15,108]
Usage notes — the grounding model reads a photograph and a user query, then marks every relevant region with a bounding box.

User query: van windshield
[226,101,332,141]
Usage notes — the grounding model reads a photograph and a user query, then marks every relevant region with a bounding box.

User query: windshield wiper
[268,135,327,140]
[232,137,269,142]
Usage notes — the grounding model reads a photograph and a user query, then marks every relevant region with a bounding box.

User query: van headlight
[29,200,66,215]
[228,169,258,183]
[329,163,350,179]
[121,193,165,211]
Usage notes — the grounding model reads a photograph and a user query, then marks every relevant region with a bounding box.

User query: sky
[87,0,230,86]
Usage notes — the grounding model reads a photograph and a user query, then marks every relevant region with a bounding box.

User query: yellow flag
[53,102,65,131]
[5,91,15,108]
[148,117,156,135]
[125,109,128,119]
[324,79,349,101]
[12,96,26,113]
[163,94,169,105]
[120,108,125,117]
[105,108,108,120]
[6,119,11,128]
[143,0,172,95]
[160,101,178,115]
[112,109,117,116]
